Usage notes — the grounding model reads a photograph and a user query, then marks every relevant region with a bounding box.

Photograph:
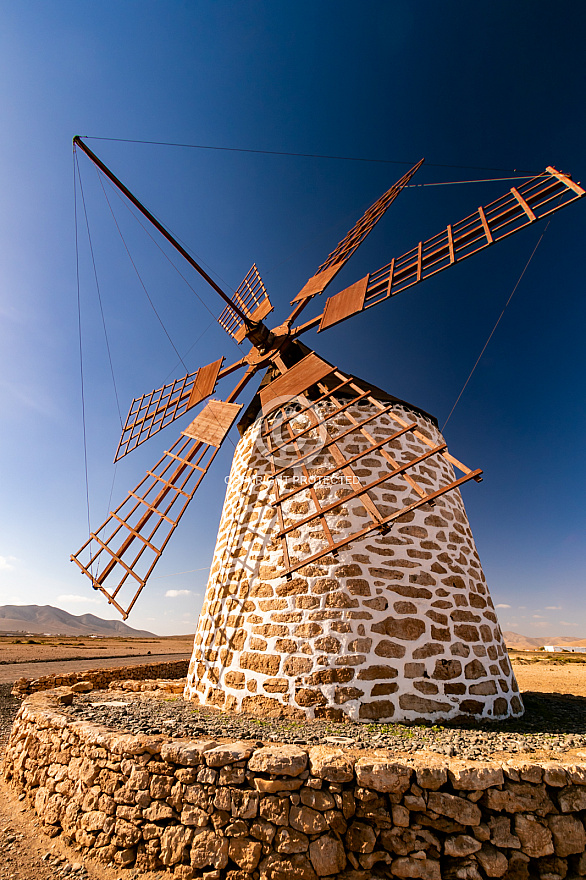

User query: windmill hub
[244,326,286,366]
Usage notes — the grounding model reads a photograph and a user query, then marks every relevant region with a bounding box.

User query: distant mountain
[0,605,157,637]
[503,630,586,650]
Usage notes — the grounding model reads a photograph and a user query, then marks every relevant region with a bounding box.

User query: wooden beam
[545,166,585,196]
[277,443,448,538]
[447,224,455,263]
[510,187,537,222]
[281,469,483,577]
[478,206,493,244]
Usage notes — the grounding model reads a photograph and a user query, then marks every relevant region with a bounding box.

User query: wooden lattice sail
[71,139,584,719]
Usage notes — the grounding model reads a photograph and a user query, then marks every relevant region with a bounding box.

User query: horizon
[3,604,586,646]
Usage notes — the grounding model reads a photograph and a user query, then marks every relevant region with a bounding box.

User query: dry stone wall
[186,399,520,723]
[12,660,189,696]
[4,689,586,880]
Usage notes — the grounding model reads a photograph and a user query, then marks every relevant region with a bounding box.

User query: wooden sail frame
[217,264,272,341]
[115,358,225,461]
[292,159,424,302]
[287,166,586,334]
[72,434,221,618]
[263,368,482,579]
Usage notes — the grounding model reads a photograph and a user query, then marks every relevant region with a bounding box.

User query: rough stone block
[426,792,481,826]
[248,744,308,777]
[290,804,329,834]
[190,828,229,870]
[228,838,263,871]
[514,813,554,858]
[548,813,586,856]
[205,741,256,767]
[309,747,355,783]
[475,842,508,877]
[448,762,504,790]
[309,834,347,876]
[160,740,218,766]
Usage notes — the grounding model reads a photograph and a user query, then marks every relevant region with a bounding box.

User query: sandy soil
[512,657,586,698]
[0,653,193,685]
[0,775,166,880]
[0,635,194,664]
[0,637,194,878]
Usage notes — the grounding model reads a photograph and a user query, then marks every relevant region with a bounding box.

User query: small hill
[0,605,157,637]
[503,631,586,650]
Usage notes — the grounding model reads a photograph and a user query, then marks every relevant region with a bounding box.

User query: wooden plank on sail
[260,353,335,413]
[319,275,369,331]
[292,263,341,302]
[187,358,225,409]
[182,400,242,447]
[510,187,537,222]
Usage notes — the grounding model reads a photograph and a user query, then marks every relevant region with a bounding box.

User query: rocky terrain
[68,685,586,762]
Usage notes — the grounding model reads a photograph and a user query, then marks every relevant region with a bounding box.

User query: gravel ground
[3,678,586,762]
[66,688,586,760]
[0,683,22,750]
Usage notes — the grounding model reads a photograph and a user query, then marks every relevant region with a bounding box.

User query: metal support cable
[94,167,189,372]
[79,135,533,174]
[442,221,552,432]
[74,152,124,427]
[73,150,93,565]
[99,172,243,360]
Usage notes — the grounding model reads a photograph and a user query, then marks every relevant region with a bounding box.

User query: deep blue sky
[0,1,584,636]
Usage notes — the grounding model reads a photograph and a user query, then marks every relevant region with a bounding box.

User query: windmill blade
[115,355,248,462]
[217,264,273,342]
[294,166,585,334]
[72,398,243,619]
[114,357,229,461]
[289,158,424,306]
[72,366,256,619]
[261,364,482,579]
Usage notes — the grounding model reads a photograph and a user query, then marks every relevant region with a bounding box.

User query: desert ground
[1,646,586,879]
[509,650,586,698]
[0,634,194,685]
[0,633,194,664]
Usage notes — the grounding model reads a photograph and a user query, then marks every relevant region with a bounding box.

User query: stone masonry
[185,394,521,722]
[4,688,586,880]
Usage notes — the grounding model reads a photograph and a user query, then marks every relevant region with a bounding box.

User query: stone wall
[4,688,586,879]
[11,660,190,696]
[186,398,521,723]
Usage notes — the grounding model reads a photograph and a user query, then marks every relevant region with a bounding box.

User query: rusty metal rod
[73,136,251,324]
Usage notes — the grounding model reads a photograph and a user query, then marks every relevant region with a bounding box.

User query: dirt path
[0,653,190,684]
[0,636,193,665]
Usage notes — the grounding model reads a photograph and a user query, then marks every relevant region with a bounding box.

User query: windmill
[71,138,584,722]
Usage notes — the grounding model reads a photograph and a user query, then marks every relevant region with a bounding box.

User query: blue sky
[0,1,584,636]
